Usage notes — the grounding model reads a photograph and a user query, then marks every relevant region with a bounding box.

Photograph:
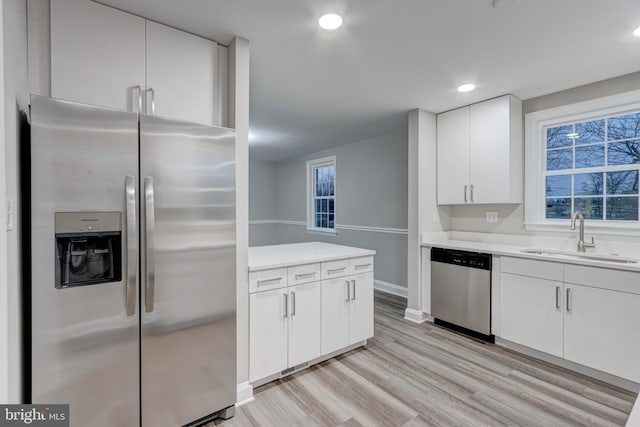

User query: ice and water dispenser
[55,212,122,288]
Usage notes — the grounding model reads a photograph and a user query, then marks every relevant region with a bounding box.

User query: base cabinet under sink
[500,257,640,383]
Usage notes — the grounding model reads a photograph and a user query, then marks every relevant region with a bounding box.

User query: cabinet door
[321,278,350,355]
[146,21,218,126]
[436,106,470,204]
[288,282,321,367]
[51,0,146,111]
[249,288,288,382]
[469,95,522,204]
[500,273,563,357]
[564,284,640,382]
[348,272,374,345]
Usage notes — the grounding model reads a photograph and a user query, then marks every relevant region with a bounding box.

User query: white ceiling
[98,0,640,161]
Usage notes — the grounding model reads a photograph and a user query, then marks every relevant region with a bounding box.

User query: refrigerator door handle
[144,177,156,313]
[125,175,137,316]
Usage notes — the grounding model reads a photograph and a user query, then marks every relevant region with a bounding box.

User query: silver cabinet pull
[125,176,137,316]
[351,279,356,301]
[257,277,282,286]
[328,267,346,274]
[555,286,560,309]
[294,272,315,280]
[291,291,296,316]
[283,293,288,318]
[566,288,571,312]
[146,87,156,115]
[464,185,468,202]
[144,177,156,313]
[345,281,350,302]
[354,263,371,269]
[470,185,475,202]
[132,84,143,113]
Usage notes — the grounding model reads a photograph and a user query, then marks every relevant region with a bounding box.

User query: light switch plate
[485,211,498,223]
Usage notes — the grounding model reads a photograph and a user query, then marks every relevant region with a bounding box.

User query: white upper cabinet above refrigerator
[436,95,523,205]
[51,0,146,112]
[50,0,221,126]
[145,21,218,126]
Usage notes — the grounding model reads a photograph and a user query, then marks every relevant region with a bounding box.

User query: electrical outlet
[6,199,14,231]
[485,211,498,223]
[432,211,440,223]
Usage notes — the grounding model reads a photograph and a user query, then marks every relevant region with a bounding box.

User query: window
[525,90,640,232]
[307,156,336,233]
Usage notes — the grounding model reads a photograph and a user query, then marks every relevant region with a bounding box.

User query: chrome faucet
[570,212,595,252]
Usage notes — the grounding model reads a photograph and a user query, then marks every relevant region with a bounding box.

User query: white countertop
[248,242,376,271]
[421,232,640,272]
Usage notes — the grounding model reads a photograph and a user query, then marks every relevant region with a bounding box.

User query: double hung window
[307,156,336,232]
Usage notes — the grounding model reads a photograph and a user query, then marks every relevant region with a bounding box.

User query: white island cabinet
[248,242,375,385]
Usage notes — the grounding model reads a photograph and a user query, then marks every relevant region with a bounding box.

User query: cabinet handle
[345,281,350,302]
[351,279,356,301]
[470,185,474,203]
[328,267,346,274]
[291,291,296,316]
[294,272,315,280]
[566,288,571,312]
[146,87,156,115]
[283,293,288,318]
[354,263,371,269]
[464,185,468,203]
[555,286,560,309]
[257,277,282,286]
[132,84,143,113]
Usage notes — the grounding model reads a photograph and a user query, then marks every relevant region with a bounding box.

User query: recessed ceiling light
[457,83,476,93]
[318,13,343,31]
[634,26,640,37]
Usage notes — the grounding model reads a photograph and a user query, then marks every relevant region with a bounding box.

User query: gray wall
[249,131,409,289]
[248,157,277,246]
[447,71,640,235]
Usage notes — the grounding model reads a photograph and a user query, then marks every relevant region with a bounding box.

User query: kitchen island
[248,242,375,386]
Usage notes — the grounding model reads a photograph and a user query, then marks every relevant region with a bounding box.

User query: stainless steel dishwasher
[431,247,493,342]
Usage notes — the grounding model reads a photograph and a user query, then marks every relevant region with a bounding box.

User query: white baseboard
[374,280,408,298]
[236,381,254,407]
[404,308,429,324]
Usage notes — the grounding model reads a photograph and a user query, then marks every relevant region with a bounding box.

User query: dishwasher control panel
[431,247,492,270]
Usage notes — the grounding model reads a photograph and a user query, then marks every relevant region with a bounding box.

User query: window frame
[306,155,337,234]
[524,89,640,235]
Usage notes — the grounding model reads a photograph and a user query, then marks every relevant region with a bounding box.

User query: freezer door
[139,115,236,426]
[29,96,139,426]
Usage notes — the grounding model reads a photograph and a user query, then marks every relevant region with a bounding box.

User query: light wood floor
[212,292,637,427]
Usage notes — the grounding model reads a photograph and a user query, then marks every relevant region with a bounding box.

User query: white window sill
[525,222,640,237]
[306,227,337,236]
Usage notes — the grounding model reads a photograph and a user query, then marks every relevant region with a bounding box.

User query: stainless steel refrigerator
[27,95,237,426]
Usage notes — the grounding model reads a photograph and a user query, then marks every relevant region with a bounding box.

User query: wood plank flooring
[212,292,637,427]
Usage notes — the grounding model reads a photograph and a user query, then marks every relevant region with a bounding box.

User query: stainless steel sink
[520,248,639,265]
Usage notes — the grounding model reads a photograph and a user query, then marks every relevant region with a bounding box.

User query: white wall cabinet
[437,95,522,205]
[145,21,218,125]
[500,257,640,383]
[51,0,146,112]
[51,0,220,126]
[249,253,374,384]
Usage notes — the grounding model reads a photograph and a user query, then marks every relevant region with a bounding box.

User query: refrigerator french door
[28,95,236,427]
